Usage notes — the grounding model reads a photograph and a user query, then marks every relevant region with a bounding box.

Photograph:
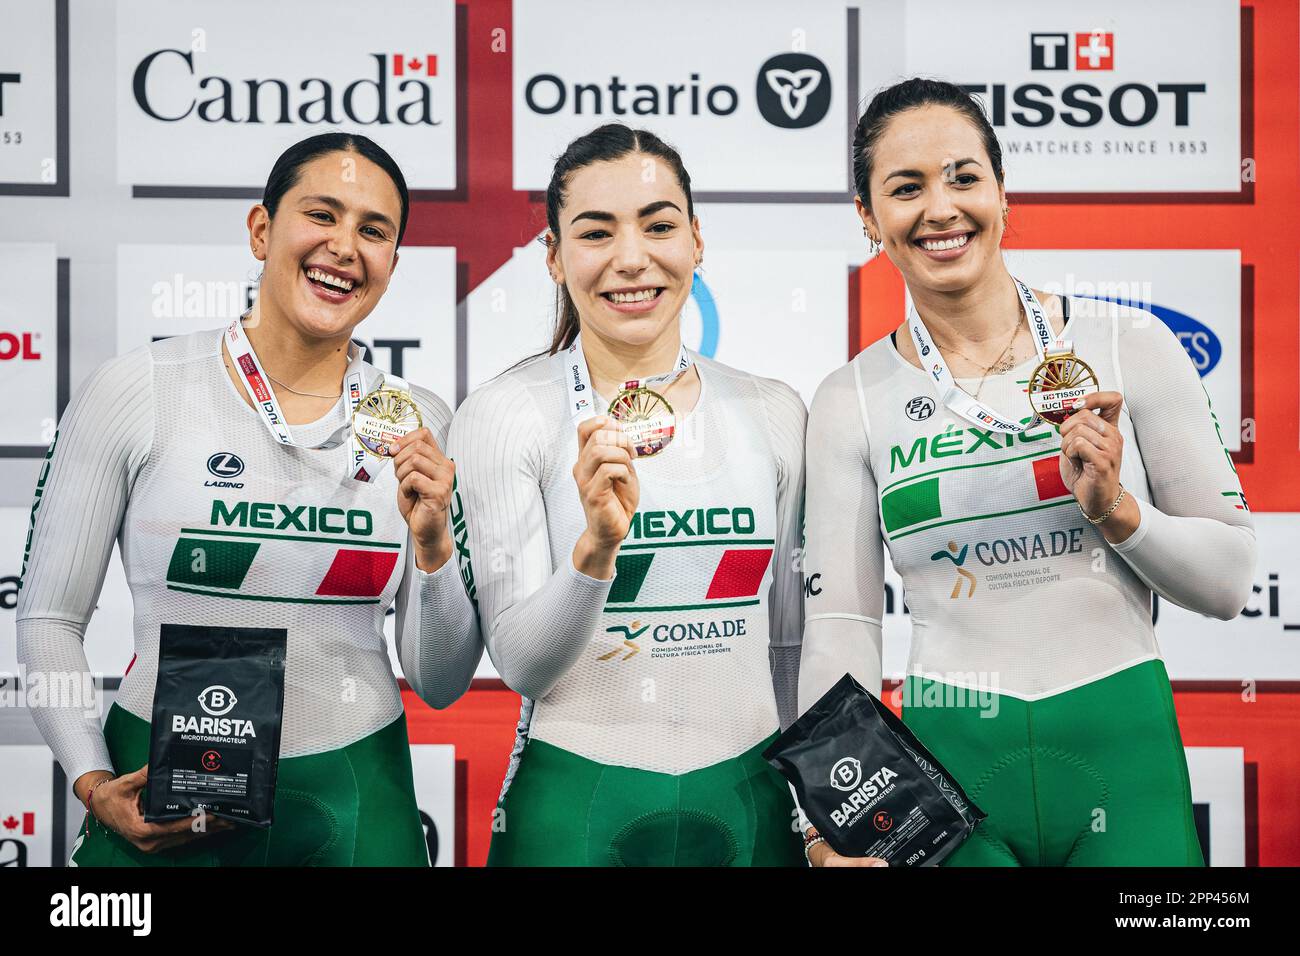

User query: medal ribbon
[907,277,1073,435]
[225,315,411,482]
[564,332,693,422]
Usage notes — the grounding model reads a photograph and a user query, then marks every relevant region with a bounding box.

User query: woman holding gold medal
[449,124,807,866]
[16,133,481,865]
[797,79,1256,867]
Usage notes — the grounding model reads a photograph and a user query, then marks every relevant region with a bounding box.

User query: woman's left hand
[391,428,456,572]
[1057,390,1126,518]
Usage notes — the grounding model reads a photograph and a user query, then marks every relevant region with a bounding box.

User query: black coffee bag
[764,673,985,866]
[145,623,287,828]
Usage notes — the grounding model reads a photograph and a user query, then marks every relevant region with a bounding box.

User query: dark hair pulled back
[853,78,1004,208]
[262,132,411,247]
[543,123,695,354]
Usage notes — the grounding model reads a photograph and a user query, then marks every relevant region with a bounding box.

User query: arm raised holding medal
[392,427,457,572]
[389,418,484,711]
[1057,391,1141,544]
[1058,315,1256,621]
[572,416,639,580]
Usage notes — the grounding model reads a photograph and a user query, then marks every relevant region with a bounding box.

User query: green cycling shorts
[901,658,1203,866]
[70,703,429,867]
[487,734,804,867]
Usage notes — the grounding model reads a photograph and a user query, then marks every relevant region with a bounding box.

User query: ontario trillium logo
[755,53,831,128]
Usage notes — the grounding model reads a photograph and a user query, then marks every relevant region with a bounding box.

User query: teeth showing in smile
[306,267,355,292]
[920,234,970,252]
[606,288,660,304]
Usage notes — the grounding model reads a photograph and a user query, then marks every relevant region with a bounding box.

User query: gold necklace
[934,318,1022,401]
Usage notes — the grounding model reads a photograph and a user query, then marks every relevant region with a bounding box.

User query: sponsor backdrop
[0,0,1297,867]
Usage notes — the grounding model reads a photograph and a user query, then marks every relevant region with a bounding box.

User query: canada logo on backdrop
[131,52,444,127]
[1,813,36,836]
[0,823,33,866]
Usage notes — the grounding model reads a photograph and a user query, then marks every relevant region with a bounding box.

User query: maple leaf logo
[2,815,18,830]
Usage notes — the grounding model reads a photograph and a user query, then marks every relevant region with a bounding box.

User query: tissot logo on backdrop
[968,29,1200,129]
[116,0,456,190]
[1,0,64,192]
[0,73,18,116]
[864,0,1241,193]
[1030,32,1115,72]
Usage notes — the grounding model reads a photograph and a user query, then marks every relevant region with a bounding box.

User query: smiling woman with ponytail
[449,123,808,867]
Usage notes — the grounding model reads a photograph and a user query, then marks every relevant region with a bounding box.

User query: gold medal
[1027,347,1100,426]
[352,386,422,457]
[607,386,676,458]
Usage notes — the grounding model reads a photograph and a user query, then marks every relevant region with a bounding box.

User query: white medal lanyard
[564,332,693,423]
[907,277,1069,435]
[225,315,410,482]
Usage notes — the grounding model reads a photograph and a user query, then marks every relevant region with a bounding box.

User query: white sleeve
[1109,311,1257,621]
[798,361,885,716]
[755,378,808,730]
[446,382,611,701]
[15,348,154,785]
[393,387,483,709]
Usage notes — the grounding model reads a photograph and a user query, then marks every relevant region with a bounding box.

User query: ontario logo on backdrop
[513,0,848,193]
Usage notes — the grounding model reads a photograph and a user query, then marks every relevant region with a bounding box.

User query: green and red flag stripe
[879,451,1072,541]
[605,542,774,612]
[165,528,401,604]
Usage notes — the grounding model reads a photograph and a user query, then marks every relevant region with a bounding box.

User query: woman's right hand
[78,766,234,854]
[807,835,889,868]
[572,416,639,579]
